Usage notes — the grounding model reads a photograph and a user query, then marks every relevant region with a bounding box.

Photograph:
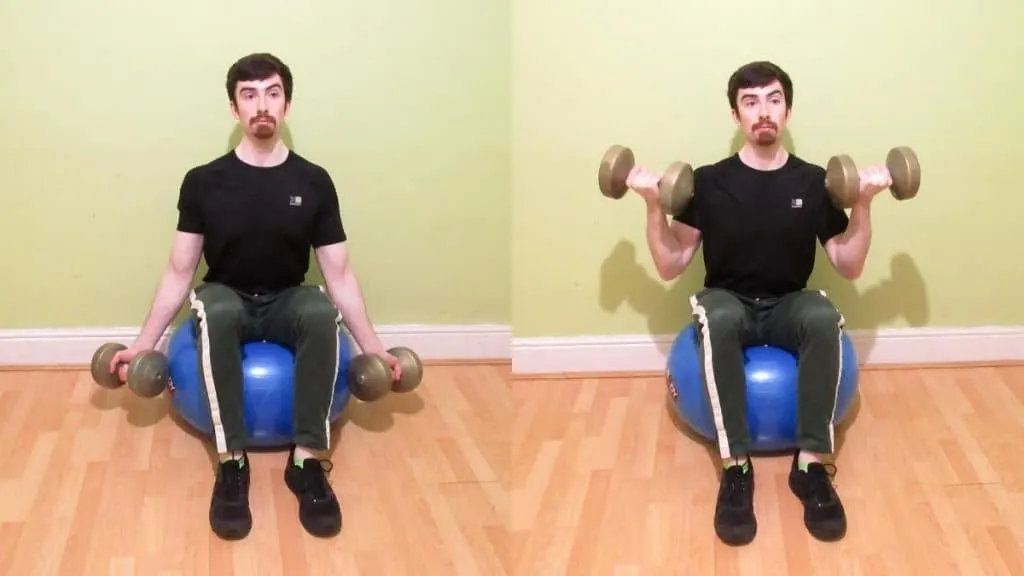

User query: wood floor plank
[0,363,511,576]
[3,364,1024,574]
[510,366,1024,575]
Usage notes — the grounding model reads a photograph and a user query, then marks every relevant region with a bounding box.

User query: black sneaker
[788,454,847,541]
[284,446,342,537]
[209,455,252,540]
[714,459,757,546]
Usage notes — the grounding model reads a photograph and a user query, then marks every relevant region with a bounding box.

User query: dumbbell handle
[827,146,920,208]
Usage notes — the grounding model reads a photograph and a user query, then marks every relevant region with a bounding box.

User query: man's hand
[856,164,892,204]
[379,350,402,381]
[108,347,145,382]
[358,341,403,381]
[626,165,663,207]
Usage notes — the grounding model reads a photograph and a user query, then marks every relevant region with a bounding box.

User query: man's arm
[824,162,895,279]
[823,201,872,280]
[134,169,205,349]
[646,199,702,281]
[134,232,204,349]
[308,167,387,355]
[314,242,387,355]
[633,165,704,281]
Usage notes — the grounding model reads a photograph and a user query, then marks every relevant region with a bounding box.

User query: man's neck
[738,142,788,171]
[235,137,290,168]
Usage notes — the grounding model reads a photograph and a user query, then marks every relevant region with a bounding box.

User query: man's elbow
[322,268,350,292]
[834,259,863,280]
[841,266,863,281]
[165,259,196,286]
[655,258,686,282]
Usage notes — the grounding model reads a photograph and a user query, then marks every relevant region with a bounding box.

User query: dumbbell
[89,342,170,399]
[825,146,921,209]
[347,346,424,402]
[598,145,695,216]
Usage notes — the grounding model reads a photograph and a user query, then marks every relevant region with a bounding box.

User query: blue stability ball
[666,323,859,452]
[165,321,355,447]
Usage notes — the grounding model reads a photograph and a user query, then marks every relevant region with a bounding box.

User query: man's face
[231,74,289,140]
[732,80,789,147]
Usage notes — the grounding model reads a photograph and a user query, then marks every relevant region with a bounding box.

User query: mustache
[754,121,776,130]
[251,113,276,125]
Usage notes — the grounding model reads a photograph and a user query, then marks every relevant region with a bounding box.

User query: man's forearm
[645,200,683,278]
[135,269,193,350]
[325,272,385,354]
[833,202,873,277]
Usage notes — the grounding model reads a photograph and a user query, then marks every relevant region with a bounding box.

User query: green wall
[511,0,1024,337]
[2,1,1021,341]
[0,0,509,328]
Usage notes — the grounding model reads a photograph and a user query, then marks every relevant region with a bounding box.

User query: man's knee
[794,292,844,335]
[290,286,341,334]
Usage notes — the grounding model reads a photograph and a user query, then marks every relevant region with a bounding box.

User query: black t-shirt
[673,153,849,299]
[176,150,347,295]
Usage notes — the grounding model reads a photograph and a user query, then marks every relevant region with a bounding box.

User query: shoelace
[216,461,246,501]
[722,466,751,506]
[301,459,335,502]
[806,462,839,504]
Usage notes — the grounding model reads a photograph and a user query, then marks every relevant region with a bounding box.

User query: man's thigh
[759,289,844,351]
[259,285,341,347]
[690,287,760,346]
[190,282,262,342]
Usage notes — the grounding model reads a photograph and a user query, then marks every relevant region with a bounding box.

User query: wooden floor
[0,363,511,576]
[511,366,1024,575]
[3,364,1024,575]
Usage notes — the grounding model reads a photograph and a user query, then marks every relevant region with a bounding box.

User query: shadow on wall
[598,240,929,360]
[598,128,929,360]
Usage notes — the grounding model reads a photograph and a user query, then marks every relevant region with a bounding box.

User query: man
[627,61,891,545]
[108,52,400,541]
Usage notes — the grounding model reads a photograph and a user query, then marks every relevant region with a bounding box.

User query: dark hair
[727,61,792,111]
[226,53,293,103]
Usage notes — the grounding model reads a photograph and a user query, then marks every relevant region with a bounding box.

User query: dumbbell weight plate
[127,350,170,398]
[388,346,424,393]
[659,161,695,216]
[825,155,860,209]
[91,343,127,390]
[348,354,392,402]
[886,146,921,201]
[598,145,635,200]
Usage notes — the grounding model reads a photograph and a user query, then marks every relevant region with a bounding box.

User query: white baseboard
[0,324,511,366]
[6,325,1023,374]
[511,326,1024,375]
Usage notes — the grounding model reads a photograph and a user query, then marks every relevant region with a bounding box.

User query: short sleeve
[818,203,850,244]
[176,169,204,234]
[672,167,703,229]
[311,168,347,247]
[815,169,850,244]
